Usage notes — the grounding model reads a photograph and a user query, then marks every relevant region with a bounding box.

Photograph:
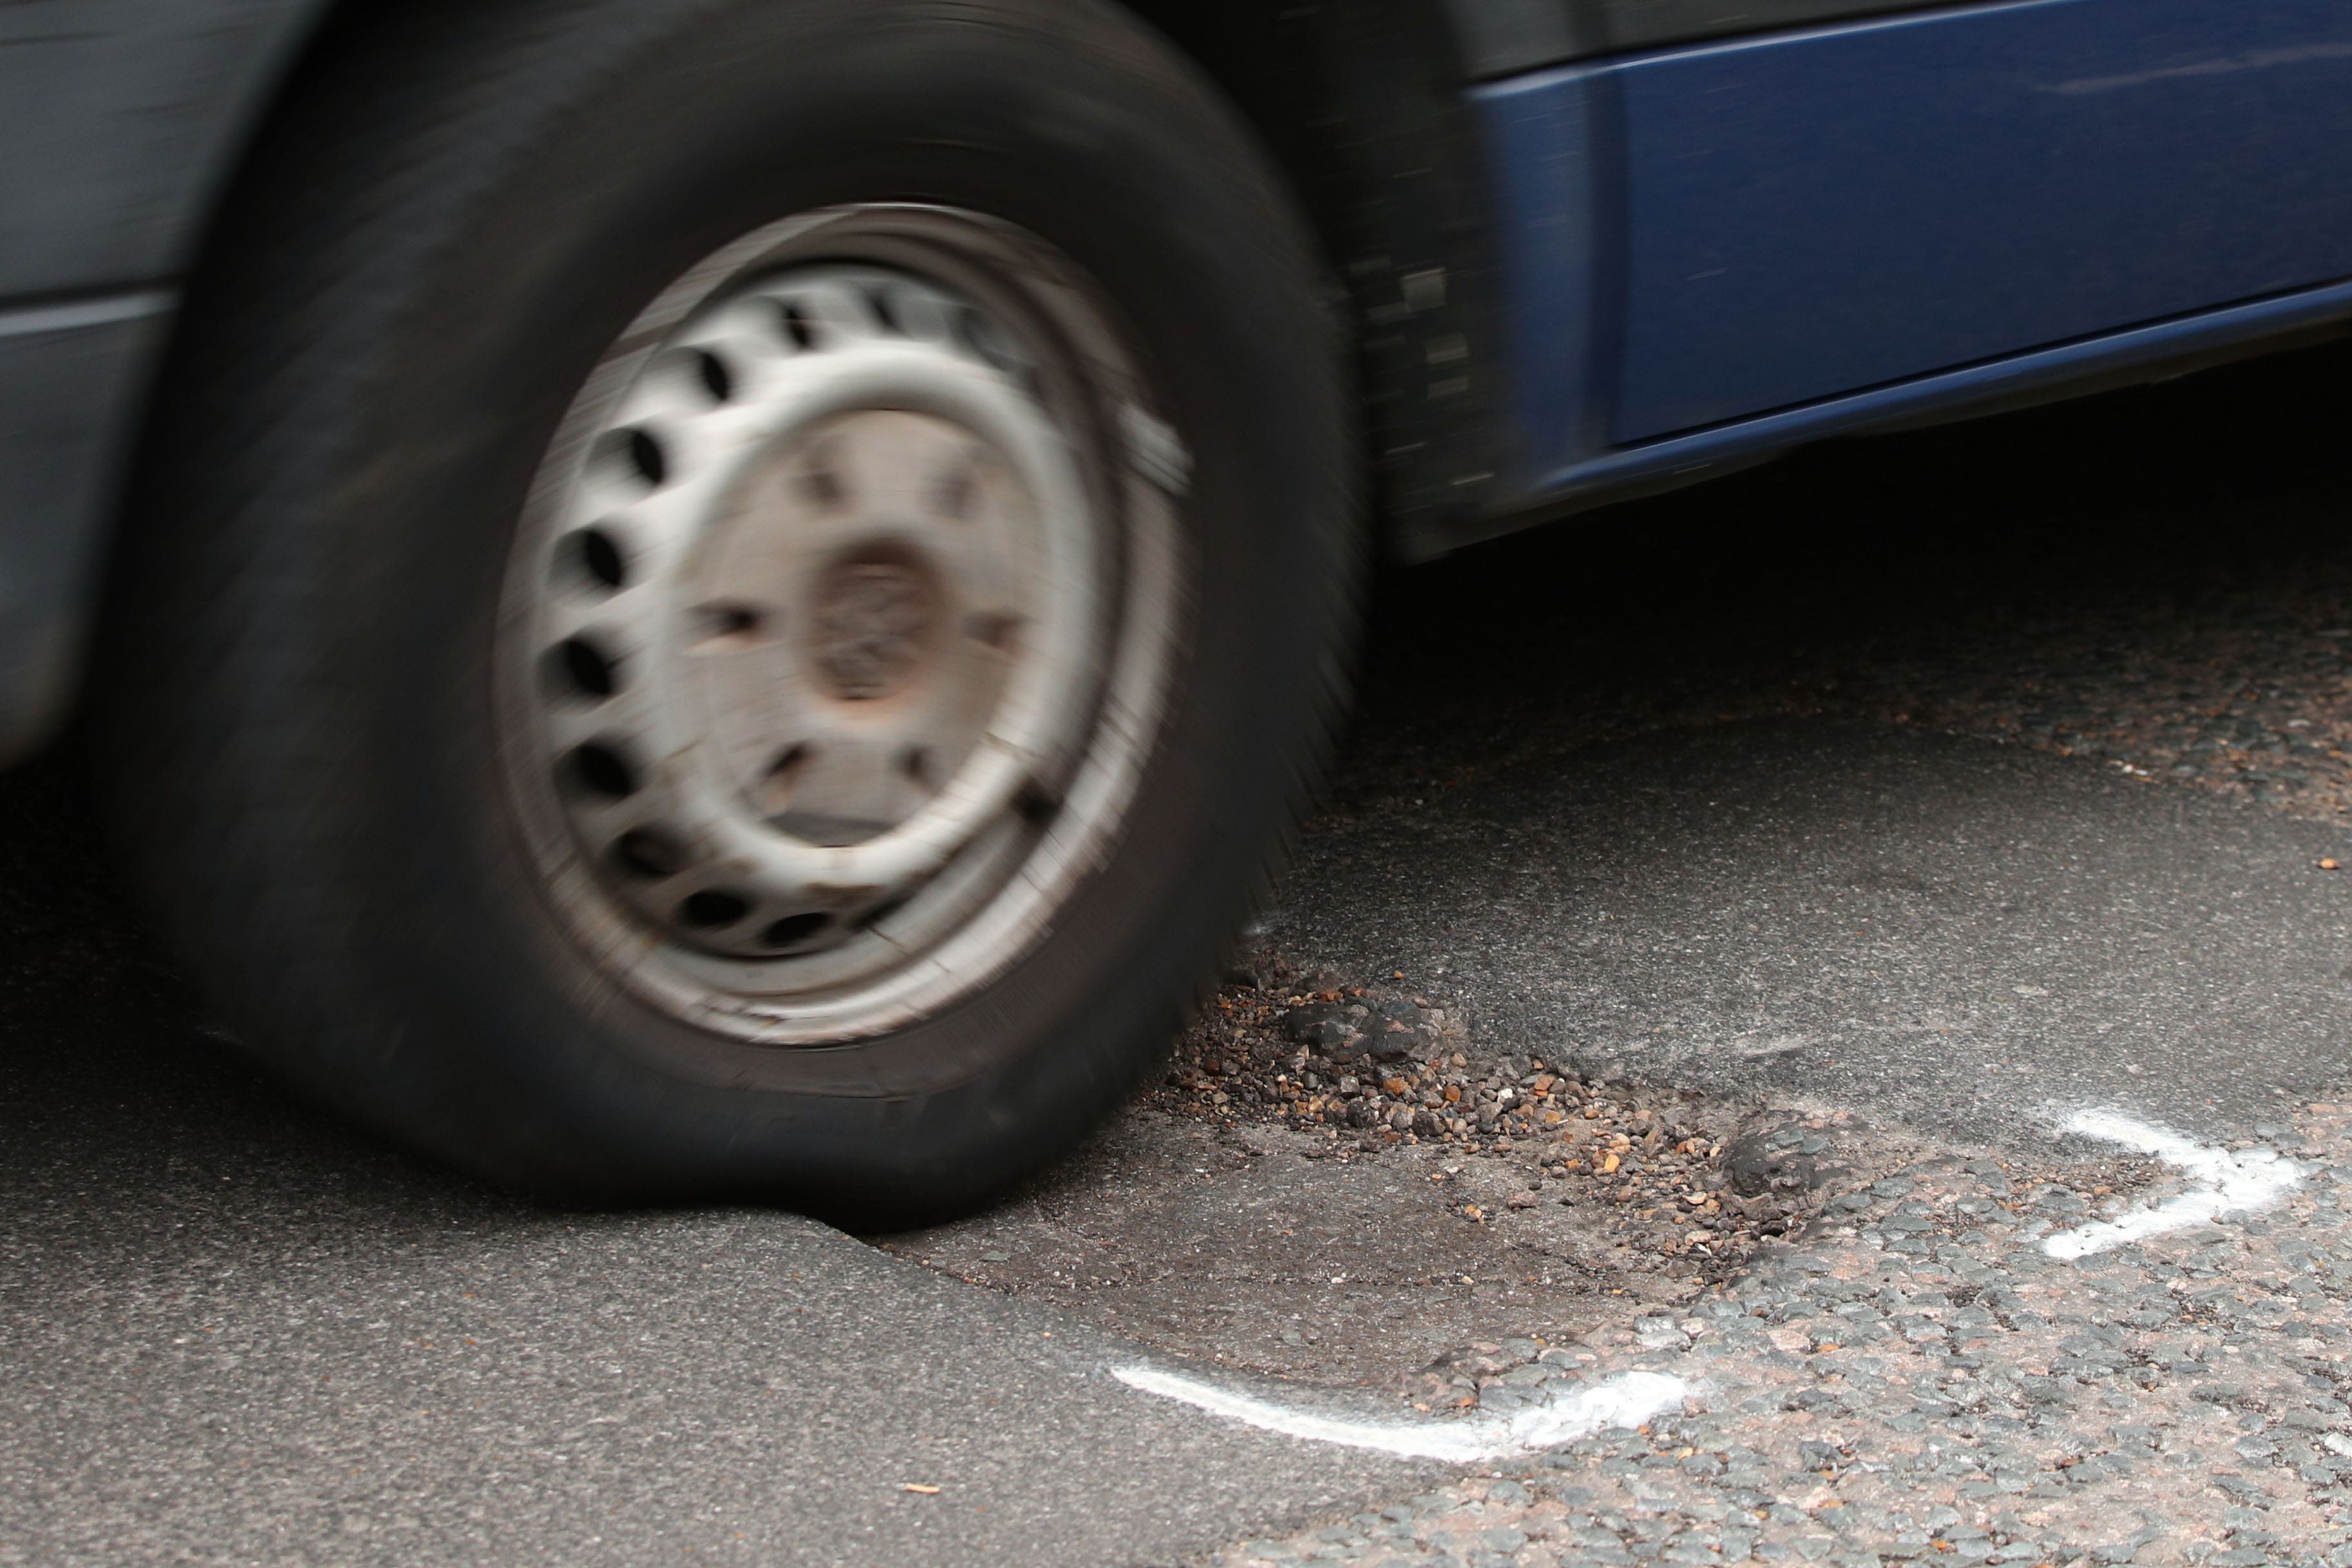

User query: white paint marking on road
[2043,1108,2300,1259]
[1112,1362,1687,1462]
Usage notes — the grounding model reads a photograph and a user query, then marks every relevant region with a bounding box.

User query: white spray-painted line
[2043,1108,2300,1259]
[1113,1362,1687,1463]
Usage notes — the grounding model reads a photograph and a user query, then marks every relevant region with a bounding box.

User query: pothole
[872,947,2144,1399]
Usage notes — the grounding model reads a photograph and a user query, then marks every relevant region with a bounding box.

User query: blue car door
[1476,0,2352,488]
[1608,0,2352,443]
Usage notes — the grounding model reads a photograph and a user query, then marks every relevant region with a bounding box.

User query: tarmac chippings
[879,949,2029,1389]
[1210,1104,2352,1568]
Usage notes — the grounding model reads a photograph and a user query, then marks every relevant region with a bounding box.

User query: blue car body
[1478,0,2352,510]
[4,0,2351,757]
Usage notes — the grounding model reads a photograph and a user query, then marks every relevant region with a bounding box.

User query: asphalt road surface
[6,341,2352,1565]
[1281,716,2351,1141]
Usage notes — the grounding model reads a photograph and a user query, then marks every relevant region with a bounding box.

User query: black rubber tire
[93,0,1356,1223]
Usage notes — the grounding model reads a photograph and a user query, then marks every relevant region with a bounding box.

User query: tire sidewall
[277,0,1348,1211]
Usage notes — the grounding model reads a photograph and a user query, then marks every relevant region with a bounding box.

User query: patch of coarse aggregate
[881,938,2114,1387]
[1202,1099,2352,1568]
[1147,948,1835,1275]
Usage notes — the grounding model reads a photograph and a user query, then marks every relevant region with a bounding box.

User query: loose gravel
[883,983,2163,1397]
[1152,953,1830,1277]
[1209,1101,2352,1568]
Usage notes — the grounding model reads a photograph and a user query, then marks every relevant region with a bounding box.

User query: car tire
[93,0,1356,1222]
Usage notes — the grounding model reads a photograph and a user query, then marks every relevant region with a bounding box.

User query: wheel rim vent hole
[567,528,627,591]
[762,912,831,949]
[1015,782,1060,827]
[597,427,668,489]
[548,637,619,700]
[695,350,734,403]
[612,828,686,880]
[779,301,817,350]
[567,742,637,800]
[680,890,750,929]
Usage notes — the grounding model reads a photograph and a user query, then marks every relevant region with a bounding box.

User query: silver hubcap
[498,207,1185,1044]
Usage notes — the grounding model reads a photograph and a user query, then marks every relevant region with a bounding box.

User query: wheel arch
[1114,0,1528,558]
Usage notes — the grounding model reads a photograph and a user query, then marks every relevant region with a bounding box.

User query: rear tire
[95,0,1356,1221]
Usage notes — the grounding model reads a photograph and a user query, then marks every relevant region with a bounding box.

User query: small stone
[1636,1317,1688,1350]
[1365,1000,1434,1062]
[1281,1002,1368,1055]
[1729,1120,1831,1195]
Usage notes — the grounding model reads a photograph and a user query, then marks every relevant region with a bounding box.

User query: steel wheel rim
[496,204,1187,1045]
